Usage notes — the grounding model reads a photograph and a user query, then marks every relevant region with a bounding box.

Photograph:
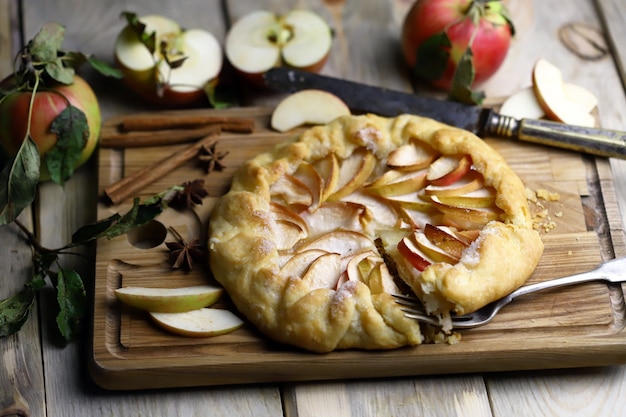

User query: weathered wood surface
[1,0,626,415]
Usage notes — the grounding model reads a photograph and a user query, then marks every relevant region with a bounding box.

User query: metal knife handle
[483,113,626,159]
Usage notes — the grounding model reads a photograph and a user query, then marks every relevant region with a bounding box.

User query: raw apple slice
[149,308,244,337]
[434,187,496,208]
[426,155,472,186]
[386,141,436,171]
[532,58,595,127]
[327,148,377,201]
[424,170,483,197]
[296,230,377,257]
[301,252,342,290]
[114,285,223,313]
[300,201,371,236]
[225,10,332,85]
[564,83,598,114]
[397,236,433,272]
[499,87,546,120]
[115,14,222,107]
[270,89,351,132]
[423,224,468,260]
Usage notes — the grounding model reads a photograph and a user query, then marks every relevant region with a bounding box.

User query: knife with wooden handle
[264,67,626,159]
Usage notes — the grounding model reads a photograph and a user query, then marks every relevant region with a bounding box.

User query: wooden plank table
[2,0,626,415]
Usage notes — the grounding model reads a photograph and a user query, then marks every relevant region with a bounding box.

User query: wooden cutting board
[90,107,626,390]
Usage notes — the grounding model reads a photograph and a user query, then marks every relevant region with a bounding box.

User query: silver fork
[394,257,626,329]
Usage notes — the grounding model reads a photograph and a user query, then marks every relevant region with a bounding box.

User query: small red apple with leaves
[401,0,514,103]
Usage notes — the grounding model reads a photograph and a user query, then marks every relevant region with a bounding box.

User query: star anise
[169,179,209,209]
[165,227,206,270]
[198,140,229,173]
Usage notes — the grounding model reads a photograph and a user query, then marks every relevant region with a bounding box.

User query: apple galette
[208,114,543,353]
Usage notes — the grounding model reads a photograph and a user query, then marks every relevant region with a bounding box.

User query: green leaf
[413,32,451,82]
[29,22,65,63]
[121,11,156,54]
[0,136,40,225]
[102,198,164,239]
[55,268,86,342]
[45,58,75,84]
[46,105,89,185]
[71,213,122,244]
[86,55,123,79]
[33,251,58,285]
[448,47,485,104]
[0,287,35,337]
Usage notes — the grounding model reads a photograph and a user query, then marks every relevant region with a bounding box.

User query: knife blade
[264,67,626,159]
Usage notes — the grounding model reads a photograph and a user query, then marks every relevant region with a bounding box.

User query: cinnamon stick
[104,128,220,205]
[119,114,255,132]
[101,125,220,148]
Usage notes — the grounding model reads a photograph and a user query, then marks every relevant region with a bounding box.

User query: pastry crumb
[527,186,562,233]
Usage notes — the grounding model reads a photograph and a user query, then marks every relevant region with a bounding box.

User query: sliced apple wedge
[532,58,595,127]
[397,236,433,272]
[280,249,328,278]
[365,169,428,197]
[296,230,377,257]
[423,169,483,197]
[423,224,468,260]
[367,262,400,295]
[344,250,378,283]
[411,231,459,264]
[270,202,309,234]
[114,285,223,313]
[271,89,351,132]
[149,308,244,337]
[274,219,308,251]
[293,162,324,210]
[342,191,401,229]
[270,173,313,207]
[434,187,496,209]
[432,195,501,229]
[426,155,472,186]
[386,141,436,171]
[301,252,342,290]
[314,152,340,203]
[300,201,371,236]
[327,148,377,201]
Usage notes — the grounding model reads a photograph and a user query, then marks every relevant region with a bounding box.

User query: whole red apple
[401,0,514,99]
[0,75,101,180]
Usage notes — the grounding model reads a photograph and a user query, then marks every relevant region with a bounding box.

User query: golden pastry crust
[209,114,543,353]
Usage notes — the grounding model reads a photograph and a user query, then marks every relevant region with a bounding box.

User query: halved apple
[225,9,333,85]
[149,308,244,337]
[114,285,223,313]
[532,58,596,127]
[397,236,433,272]
[115,14,222,107]
[270,89,351,132]
[386,141,436,171]
[327,148,377,201]
[426,155,472,186]
[423,224,468,260]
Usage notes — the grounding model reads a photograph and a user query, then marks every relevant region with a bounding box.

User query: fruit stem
[24,72,41,142]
